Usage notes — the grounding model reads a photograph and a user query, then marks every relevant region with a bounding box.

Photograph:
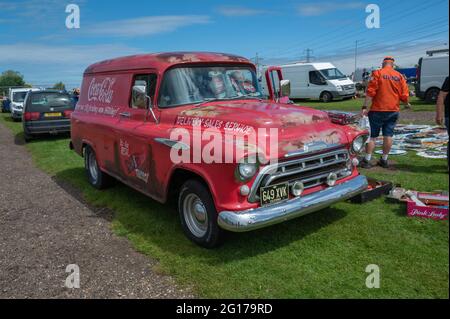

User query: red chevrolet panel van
[71,52,368,247]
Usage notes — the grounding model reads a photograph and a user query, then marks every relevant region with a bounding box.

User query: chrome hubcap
[183,194,208,238]
[88,151,98,183]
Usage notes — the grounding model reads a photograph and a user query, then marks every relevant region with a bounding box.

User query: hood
[11,102,23,108]
[328,78,354,86]
[168,100,354,159]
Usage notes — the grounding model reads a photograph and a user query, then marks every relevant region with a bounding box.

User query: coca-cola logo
[88,77,115,104]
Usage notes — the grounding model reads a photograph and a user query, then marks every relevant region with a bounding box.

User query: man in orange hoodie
[360,56,411,168]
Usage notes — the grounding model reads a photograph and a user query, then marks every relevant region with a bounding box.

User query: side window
[131,74,157,109]
[309,71,324,85]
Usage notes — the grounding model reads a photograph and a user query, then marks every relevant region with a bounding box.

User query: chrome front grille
[248,149,352,203]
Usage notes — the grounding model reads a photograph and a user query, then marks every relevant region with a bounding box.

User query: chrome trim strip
[218,175,368,232]
[154,138,190,150]
[284,142,340,158]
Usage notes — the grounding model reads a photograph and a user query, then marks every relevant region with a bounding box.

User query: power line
[260,0,447,59]
[304,48,314,62]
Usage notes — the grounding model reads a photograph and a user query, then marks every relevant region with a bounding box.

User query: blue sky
[0,0,448,88]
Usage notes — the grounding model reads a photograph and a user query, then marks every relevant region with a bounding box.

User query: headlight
[238,162,258,181]
[352,135,368,153]
[336,85,343,91]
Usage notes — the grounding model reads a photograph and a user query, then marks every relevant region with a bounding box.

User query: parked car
[415,54,449,103]
[262,62,356,102]
[22,90,74,141]
[70,52,368,247]
[1,96,11,113]
[9,87,40,121]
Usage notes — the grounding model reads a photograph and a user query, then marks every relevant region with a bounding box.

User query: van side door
[308,70,327,99]
[114,73,160,196]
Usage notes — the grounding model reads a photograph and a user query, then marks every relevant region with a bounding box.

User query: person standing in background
[360,56,411,169]
[436,76,449,169]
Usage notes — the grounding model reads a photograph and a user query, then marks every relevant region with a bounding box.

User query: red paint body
[71,52,367,213]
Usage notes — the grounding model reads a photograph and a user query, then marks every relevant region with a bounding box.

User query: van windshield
[13,92,27,102]
[320,68,347,80]
[158,66,262,107]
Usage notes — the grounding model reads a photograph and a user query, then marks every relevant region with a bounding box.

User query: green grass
[1,112,448,298]
[294,96,435,112]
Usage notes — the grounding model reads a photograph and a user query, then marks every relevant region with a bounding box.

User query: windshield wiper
[227,94,262,101]
[193,94,261,107]
[193,97,222,107]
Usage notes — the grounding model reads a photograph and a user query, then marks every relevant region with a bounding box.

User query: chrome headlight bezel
[351,134,368,154]
[236,157,259,182]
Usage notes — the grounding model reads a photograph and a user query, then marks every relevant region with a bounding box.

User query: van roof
[84,52,252,74]
[10,88,39,93]
[278,62,335,70]
[421,54,449,61]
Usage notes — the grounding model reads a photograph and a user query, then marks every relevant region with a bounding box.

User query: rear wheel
[84,145,112,189]
[321,91,333,103]
[178,180,223,248]
[425,87,440,104]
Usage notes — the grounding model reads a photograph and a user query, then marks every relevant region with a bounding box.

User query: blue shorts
[368,111,399,138]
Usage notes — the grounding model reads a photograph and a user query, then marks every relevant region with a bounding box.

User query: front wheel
[178,180,223,248]
[84,145,112,189]
[321,91,333,103]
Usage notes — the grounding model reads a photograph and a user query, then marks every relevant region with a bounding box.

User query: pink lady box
[406,200,448,220]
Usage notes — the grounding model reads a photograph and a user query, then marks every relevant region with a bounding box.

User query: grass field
[1,112,448,298]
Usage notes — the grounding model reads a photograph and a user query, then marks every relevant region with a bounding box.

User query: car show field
[1,104,447,298]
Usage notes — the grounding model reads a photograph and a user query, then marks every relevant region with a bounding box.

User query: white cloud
[216,6,269,17]
[86,15,211,37]
[0,0,79,24]
[0,43,138,64]
[0,43,140,87]
[297,2,365,16]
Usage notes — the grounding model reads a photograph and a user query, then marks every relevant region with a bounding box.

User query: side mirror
[280,79,291,97]
[132,85,146,95]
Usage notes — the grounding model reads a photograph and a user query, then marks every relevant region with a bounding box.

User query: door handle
[119,112,131,118]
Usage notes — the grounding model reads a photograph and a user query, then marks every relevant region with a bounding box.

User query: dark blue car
[1,98,11,113]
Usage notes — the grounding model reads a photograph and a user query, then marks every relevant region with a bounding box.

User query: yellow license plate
[44,112,62,117]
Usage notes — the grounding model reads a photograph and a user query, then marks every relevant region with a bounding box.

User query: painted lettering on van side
[76,104,120,117]
[88,77,116,104]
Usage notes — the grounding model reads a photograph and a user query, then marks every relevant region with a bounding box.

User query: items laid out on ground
[326,110,359,125]
[373,124,448,158]
[374,149,407,156]
[388,187,449,220]
[325,114,448,159]
[350,178,393,203]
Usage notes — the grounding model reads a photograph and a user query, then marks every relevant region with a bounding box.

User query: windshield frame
[157,63,262,109]
[319,68,347,80]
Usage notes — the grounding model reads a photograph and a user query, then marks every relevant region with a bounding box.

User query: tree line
[0,70,66,96]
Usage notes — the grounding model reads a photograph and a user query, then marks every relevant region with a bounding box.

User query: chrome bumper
[218,175,368,232]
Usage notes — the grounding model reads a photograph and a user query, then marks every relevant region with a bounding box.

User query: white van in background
[415,54,449,103]
[263,62,356,102]
[9,87,40,121]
